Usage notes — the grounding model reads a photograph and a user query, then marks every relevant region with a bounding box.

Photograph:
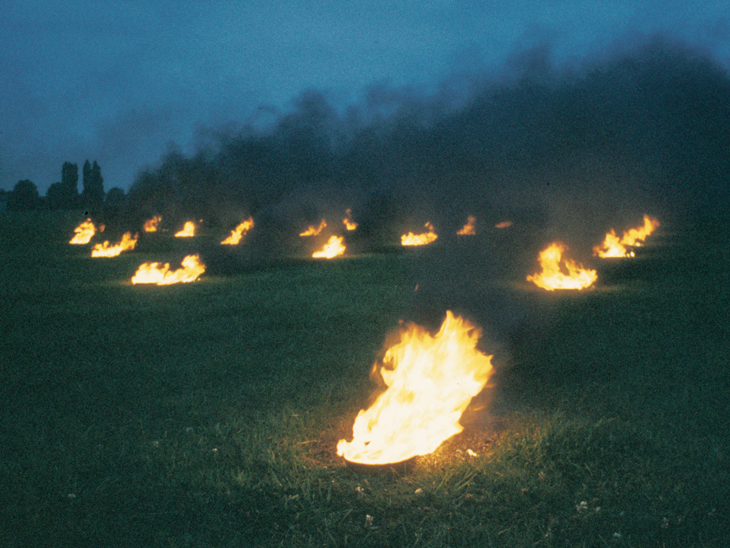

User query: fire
[527,242,597,290]
[143,216,161,232]
[401,222,438,246]
[221,217,254,245]
[131,254,205,285]
[337,311,494,465]
[312,235,346,259]
[69,219,96,244]
[343,209,358,231]
[91,232,138,258]
[495,221,513,229]
[594,215,660,258]
[457,216,476,235]
[174,221,196,238]
[299,219,327,236]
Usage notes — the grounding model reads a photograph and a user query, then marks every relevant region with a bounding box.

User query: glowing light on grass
[69,219,96,244]
[343,209,358,231]
[221,217,254,245]
[401,222,438,246]
[131,254,205,285]
[527,242,597,290]
[174,221,196,238]
[594,215,660,258]
[312,235,345,259]
[91,232,138,258]
[495,221,513,229]
[337,310,494,465]
[300,219,327,236]
[143,216,161,232]
[457,216,476,235]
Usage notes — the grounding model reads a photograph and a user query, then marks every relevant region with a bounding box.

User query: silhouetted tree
[81,159,105,212]
[7,180,43,211]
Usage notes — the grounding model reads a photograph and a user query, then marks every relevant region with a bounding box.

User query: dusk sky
[2,0,729,193]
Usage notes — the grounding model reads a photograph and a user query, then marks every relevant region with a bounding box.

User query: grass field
[1,211,728,547]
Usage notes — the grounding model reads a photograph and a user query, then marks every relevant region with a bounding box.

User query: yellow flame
[69,220,96,244]
[401,222,438,246]
[457,216,476,235]
[221,217,254,245]
[312,235,346,258]
[337,311,494,465]
[495,221,513,229]
[91,232,138,258]
[594,215,660,258]
[131,254,205,285]
[300,219,327,236]
[527,242,597,290]
[143,216,161,232]
[343,209,358,231]
[174,221,196,238]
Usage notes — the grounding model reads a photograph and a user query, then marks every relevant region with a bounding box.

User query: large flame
[69,220,96,244]
[401,222,438,246]
[312,235,346,259]
[131,254,205,285]
[594,215,660,258]
[343,209,358,231]
[337,311,494,465]
[221,217,254,245]
[174,221,196,238]
[457,216,476,236]
[300,219,327,236]
[527,242,597,290]
[143,216,161,232]
[91,232,138,258]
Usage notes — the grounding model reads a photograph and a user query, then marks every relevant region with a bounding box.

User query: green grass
[1,211,727,547]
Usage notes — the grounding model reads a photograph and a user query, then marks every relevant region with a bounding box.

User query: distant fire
[300,219,327,236]
[312,235,346,259]
[495,221,513,229]
[337,311,494,465]
[91,232,138,258]
[401,222,438,246]
[457,216,476,235]
[527,242,597,290]
[131,254,205,285]
[69,219,96,244]
[594,215,660,258]
[174,221,196,238]
[221,217,254,245]
[143,216,161,232]
[343,209,358,231]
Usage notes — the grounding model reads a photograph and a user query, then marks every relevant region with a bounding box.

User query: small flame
[300,219,327,236]
[527,242,597,290]
[312,235,346,259]
[174,222,196,238]
[143,216,161,232]
[221,217,254,245]
[457,216,476,235]
[69,219,96,244]
[495,221,513,229]
[131,254,205,285]
[401,222,438,246]
[594,215,660,258]
[337,311,494,465]
[91,232,138,258]
[343,209,358,231]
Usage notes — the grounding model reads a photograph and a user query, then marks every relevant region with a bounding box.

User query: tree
[7,180,43,211]
[81,159,105,212]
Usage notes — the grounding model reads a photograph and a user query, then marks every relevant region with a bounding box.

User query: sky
[2,0,729,193]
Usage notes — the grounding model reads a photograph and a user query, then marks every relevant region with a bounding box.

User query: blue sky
[2,0,729,192]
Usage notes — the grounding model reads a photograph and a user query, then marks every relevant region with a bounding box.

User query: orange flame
[91,232,138,258]
[312,235,346,259]
[594,215,660,258]
[69,219,96,244]
[143,216,161,232]
[527,242,597,290]
[495,221,513,229]
[131,254,205,285]
[337,311,494,465]
[174,221,196,238]
[457,216,476,235]
[401,222,438,246]
[221,217,254,245]
[299,219,327,236]
[343,209,358,231]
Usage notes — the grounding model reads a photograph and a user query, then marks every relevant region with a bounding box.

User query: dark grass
[1,211,728,547]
